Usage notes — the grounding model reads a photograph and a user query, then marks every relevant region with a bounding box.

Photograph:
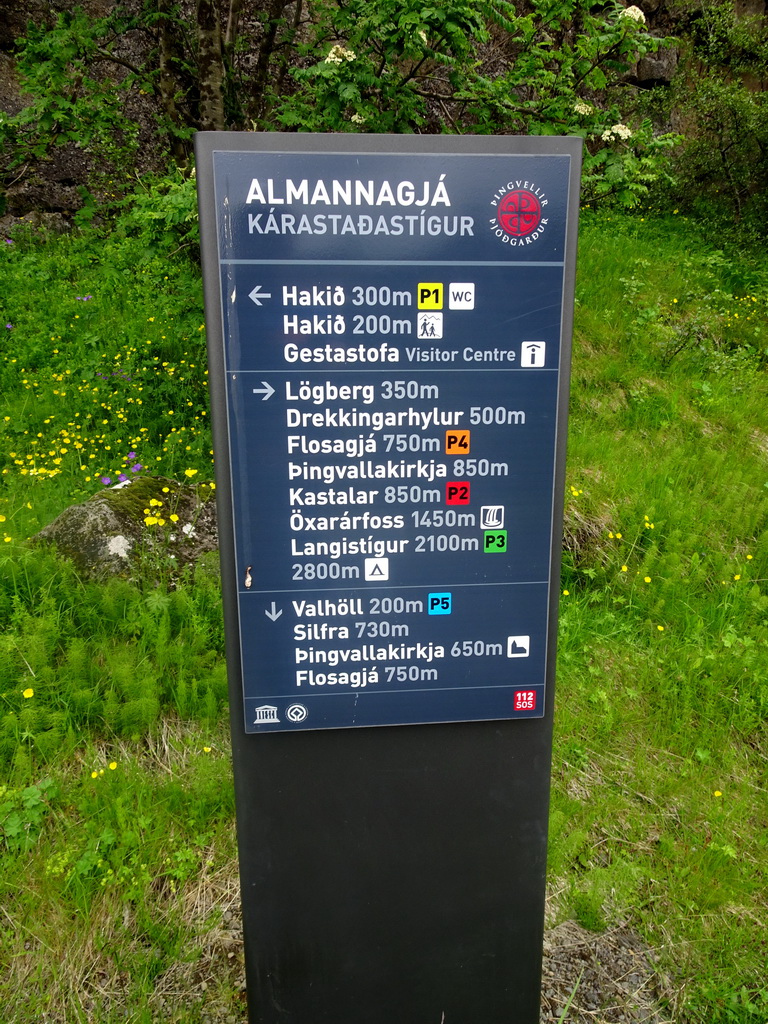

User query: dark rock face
[636,44,679,88]
[34,476,218,578]
[0,0,165,222]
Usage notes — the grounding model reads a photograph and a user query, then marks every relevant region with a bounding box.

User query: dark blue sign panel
[209,147,573,733]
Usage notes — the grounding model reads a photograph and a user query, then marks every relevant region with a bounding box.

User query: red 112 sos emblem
[497,190,542,237]
[513,690,537,711]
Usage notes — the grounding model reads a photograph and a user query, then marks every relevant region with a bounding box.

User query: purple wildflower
[4,239,13,245]
[100,476,111,485]
[118,473,128,482]
[127,452,136,459]
[130,464,142,473]
[5,324,12,329]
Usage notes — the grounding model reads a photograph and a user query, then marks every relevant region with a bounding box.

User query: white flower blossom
[574,101,593,116]
[325,45,356,64]
[181,523,197,538]
[602,123,632,142]
[350,113,367,124]
[621,5,646,23]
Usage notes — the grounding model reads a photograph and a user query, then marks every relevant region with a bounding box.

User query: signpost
[196,133,581,1024]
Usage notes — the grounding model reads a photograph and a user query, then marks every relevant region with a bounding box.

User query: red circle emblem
[497,190,542,237]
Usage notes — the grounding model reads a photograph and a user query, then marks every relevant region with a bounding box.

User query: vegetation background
[1,1,767,1021]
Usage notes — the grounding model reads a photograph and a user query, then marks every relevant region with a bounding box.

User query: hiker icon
[417,312,443,339]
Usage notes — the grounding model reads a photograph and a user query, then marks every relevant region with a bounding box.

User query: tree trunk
[197,0,226,130]
[157,0,189,163]
[251,0,291,124]
[224,0,243,58]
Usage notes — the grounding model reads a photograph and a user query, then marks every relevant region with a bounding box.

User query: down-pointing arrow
[249,285,272,306]
[252,381,275,401]
[265,603,283,622]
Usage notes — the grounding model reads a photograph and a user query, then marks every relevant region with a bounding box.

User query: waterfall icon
[481,506,504,529]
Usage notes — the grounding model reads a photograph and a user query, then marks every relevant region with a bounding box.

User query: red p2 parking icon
[446,482,470,505]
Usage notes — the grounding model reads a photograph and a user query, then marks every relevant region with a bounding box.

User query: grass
[1,221,211,544]
[1,720,243,1023]
[552,209,768,1021]
[1,201,767,1021]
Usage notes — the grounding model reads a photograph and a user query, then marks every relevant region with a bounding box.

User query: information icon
[521,342,546,367]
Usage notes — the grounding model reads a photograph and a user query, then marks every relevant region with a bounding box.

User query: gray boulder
[34,475,218,578]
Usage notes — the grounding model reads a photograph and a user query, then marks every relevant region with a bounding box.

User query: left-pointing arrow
[265,603,283,622]
[249,285,272,306]
[252,381,275,401]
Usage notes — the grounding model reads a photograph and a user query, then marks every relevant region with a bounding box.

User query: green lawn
[1,206,766,1022]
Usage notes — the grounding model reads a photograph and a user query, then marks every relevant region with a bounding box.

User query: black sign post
[196,133,580,1024]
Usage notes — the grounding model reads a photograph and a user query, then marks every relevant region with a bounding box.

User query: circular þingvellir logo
[489,182,549,247]
[496,189,542,237]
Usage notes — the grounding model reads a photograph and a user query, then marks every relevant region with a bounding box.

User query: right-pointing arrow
[252,381,275,401]
[265,603,283,622]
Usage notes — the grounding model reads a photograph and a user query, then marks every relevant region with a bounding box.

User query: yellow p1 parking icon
[417,283,443,309]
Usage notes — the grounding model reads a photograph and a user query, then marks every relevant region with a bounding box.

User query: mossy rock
[34,476,218,579]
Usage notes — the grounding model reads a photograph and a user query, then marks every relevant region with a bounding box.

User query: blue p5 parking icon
[428,593,452,615]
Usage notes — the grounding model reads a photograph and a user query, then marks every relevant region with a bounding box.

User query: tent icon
[364,558,389,581]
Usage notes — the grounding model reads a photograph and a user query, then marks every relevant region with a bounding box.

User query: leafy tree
[0,1,299,186]
[0,8,143,175]
[277,0,679,205]
[671,0,768,229]
[0,0,679,211]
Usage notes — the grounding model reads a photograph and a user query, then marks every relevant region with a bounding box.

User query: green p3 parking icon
[483,530,507,553]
